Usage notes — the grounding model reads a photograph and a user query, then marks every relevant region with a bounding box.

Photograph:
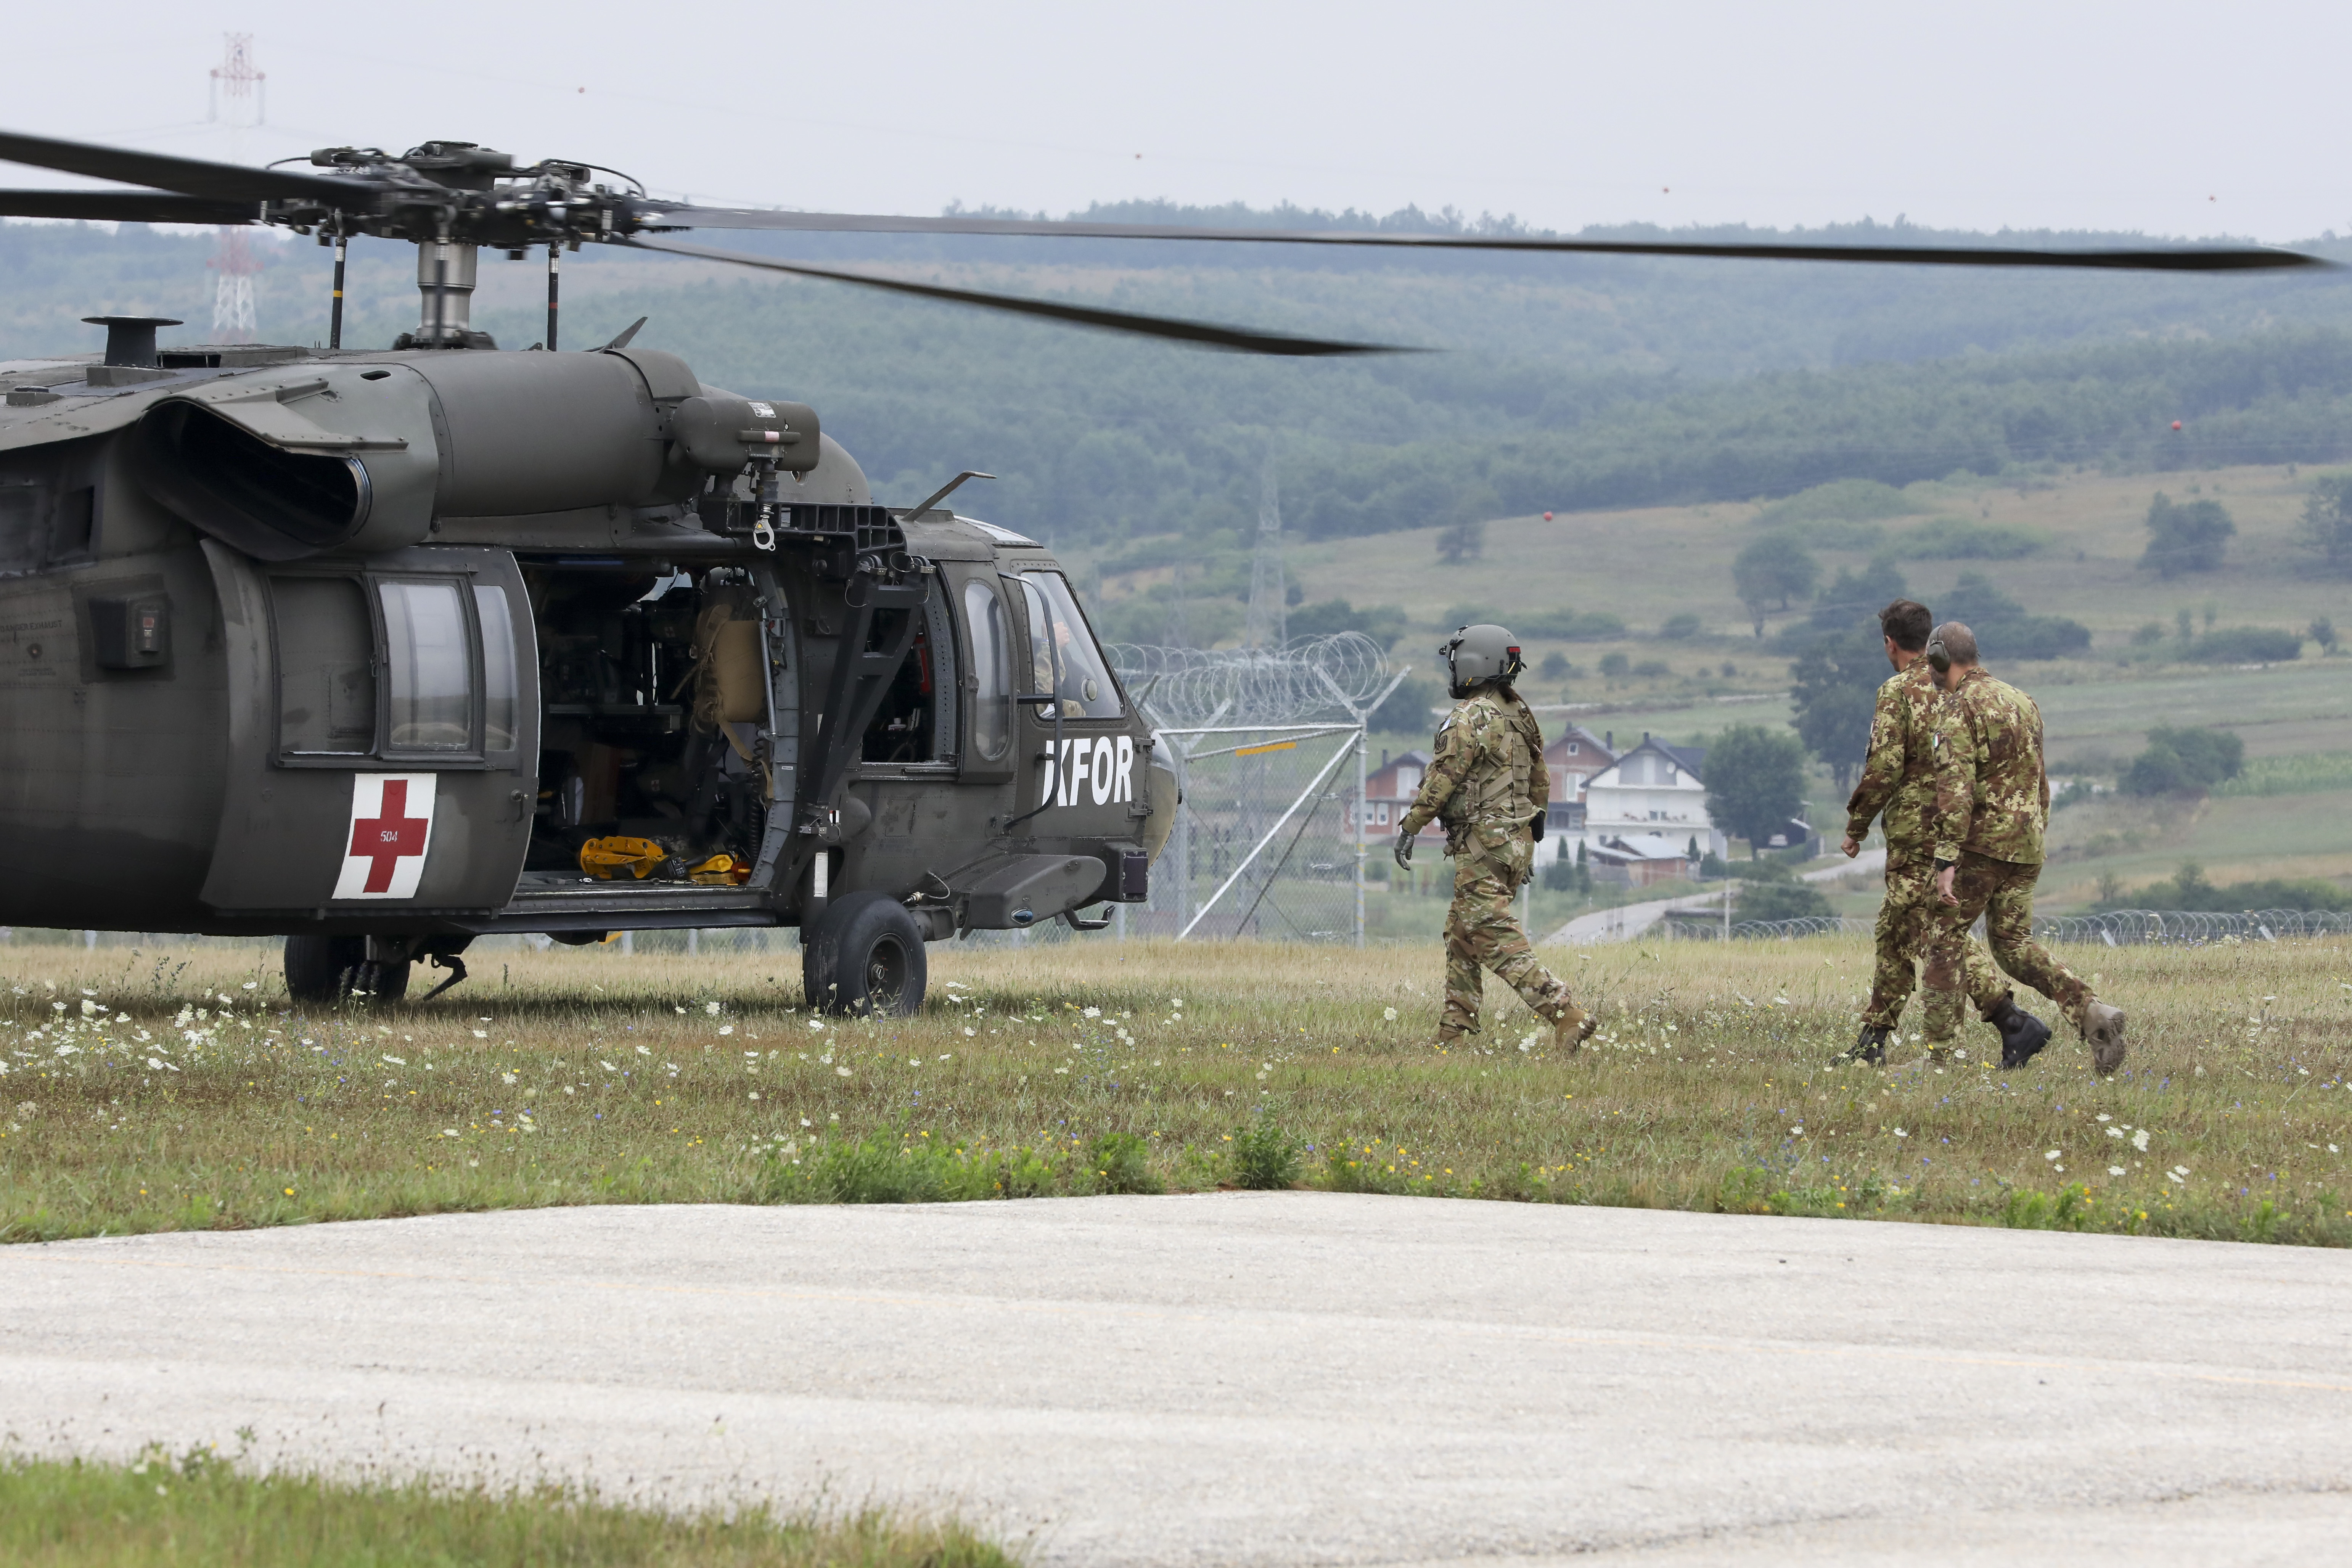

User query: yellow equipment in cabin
[579,837,751,885]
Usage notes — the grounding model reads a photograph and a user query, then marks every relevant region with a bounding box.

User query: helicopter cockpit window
[1016,571,1121,719]
[962,577,1011,762]
[379,580,474,752]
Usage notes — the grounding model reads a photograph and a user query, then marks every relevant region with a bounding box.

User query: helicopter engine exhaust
[133,348,818,561]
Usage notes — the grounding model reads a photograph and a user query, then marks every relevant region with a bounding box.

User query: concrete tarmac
[3,1194,2349,1565]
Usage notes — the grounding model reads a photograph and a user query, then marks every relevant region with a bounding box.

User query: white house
[1578,734,1728,862]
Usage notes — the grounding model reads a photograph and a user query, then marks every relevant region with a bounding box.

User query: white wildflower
[500,1071,516,1084]
[2109,1166,2125,1176]
[1382,1007,1398,1021]
[635,1044,650,1055]
[1082,1007,1101,1018]
[382,1054,406,1066]
[2045,1150,2061,1161]
[2132,1129,2150,1152]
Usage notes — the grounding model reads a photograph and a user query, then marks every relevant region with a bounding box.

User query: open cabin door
[200,542,540,918]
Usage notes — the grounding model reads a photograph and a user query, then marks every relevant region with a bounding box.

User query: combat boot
[1830,1024,1889,1068]
[2083,1002,2127,1075]
[1986,994,2053,1071]
[1552,1007,1597,1055]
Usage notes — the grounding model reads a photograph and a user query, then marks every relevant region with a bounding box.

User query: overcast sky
[4,1,2343,242]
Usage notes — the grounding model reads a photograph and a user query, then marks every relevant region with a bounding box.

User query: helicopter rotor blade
[0,128,367,204]
[639,206,2328,274]
[0,188,260,224]
[620,236,1419,356]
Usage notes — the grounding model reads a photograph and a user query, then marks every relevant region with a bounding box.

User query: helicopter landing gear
[283,936,411,1007]
[802,890,927,1017]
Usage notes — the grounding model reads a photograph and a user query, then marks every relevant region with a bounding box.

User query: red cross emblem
[334,774,438,899]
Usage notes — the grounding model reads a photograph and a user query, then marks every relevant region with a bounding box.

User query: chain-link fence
[1108,635,1403,945]
[1127,724,1367,941]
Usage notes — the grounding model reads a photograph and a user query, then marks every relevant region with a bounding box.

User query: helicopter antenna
[902,469,995,518]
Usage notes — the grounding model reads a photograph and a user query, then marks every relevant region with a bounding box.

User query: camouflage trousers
[1440,836,1573,1041]
[1922,851,2093,1047]
[1868,849,2009,1029]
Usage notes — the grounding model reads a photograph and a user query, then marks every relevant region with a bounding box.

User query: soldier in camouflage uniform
[1837,599,2051,1069]
[1395,625,1595,1052]
[1920,622,2128,1074]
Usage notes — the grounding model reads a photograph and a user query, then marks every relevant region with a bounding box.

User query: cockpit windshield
[1017,571,1122,719]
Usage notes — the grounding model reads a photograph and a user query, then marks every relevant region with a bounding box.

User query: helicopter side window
[379,580,474,753]
[270,576,376,756]
[1016,571,1122,719]
[474,585,520,754]
[963,577,1012,763]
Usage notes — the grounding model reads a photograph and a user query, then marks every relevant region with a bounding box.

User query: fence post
[1354,725,1367,948]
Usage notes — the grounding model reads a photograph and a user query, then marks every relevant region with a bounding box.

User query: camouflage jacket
[1929,667,2050,865]
[1844,658,1943,850]
[1398,687,1550,851]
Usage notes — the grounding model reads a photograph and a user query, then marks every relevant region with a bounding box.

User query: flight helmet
[1439,624,1524,695]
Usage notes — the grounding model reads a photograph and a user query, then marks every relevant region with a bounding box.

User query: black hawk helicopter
[0,128,2318,1010]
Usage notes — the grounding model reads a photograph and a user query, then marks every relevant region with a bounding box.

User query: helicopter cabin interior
[516,557,955,896]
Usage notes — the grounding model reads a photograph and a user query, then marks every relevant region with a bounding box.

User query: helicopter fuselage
[0,339,1167,972]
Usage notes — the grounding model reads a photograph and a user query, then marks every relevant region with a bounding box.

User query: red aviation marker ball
[2172,421,2183,431]
[1542,511,1555,521]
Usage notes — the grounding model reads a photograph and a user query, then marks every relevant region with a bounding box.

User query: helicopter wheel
[284,935,412,1007]
[802,891,928,1017]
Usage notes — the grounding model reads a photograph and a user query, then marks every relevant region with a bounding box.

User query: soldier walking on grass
[1837,598,2054,1069]
[1919,622,2128,1073]
[1395,625,1596,1053]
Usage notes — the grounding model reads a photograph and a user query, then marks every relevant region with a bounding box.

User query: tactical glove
[1393,827,1415,870]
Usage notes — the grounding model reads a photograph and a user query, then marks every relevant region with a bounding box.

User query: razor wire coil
[1107,633,1391,728]
[1656,910,2352,944]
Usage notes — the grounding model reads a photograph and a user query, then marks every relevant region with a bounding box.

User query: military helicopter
[0,128,2316,1012]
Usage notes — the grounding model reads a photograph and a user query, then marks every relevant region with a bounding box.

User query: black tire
[802,891,927,1016]
[283,935,412,1007]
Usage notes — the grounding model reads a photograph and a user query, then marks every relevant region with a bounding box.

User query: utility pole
[1243,447,1286,649]
[207,35,264,343]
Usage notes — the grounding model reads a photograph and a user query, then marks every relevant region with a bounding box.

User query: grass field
[0,1445,1014,1568]
[5,937,2347,1250]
